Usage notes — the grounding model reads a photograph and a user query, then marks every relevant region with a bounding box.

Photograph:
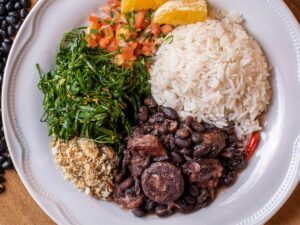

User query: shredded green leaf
[164,35,174,44]
[37,28,150,152]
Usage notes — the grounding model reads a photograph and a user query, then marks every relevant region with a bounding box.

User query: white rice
[150,15,271,137]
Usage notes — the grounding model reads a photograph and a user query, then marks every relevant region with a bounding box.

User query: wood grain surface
[0,0,299,225]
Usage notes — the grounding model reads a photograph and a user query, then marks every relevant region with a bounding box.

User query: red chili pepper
[245,133,260,160]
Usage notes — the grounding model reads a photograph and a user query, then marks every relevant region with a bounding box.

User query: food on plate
[52,138,117,199]
[114,97,245,216]
[150,16,271,137]
[38,29,150,151]
[38,0,271,218]
[153,0,207,25]
[121,0,169,13]
[86,0,174,67]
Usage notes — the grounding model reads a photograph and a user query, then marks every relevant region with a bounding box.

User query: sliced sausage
[141,162,184,204]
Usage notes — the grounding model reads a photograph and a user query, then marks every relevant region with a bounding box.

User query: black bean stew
[113,96,247,217]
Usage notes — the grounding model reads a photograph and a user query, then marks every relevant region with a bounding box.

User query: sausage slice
[141,162,184,204]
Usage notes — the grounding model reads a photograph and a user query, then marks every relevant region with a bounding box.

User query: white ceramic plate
[2,0,300,224]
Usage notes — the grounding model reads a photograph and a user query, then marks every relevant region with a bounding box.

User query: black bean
[175,128,190,139]
[189,185,199,197]
[0,155,5,164]
[0,4,4,16]
[132,127,145,137]
[158,123,168,134]
[20,8,28,18]
[131,208,145,217]
[167,120,178,132]
[191,121,204,132]
[220,171,236,186]
[154,205,172,217]
[14,20,22,30]
[152,155,169,162]
[7,25,15,36]
[119,177,134,191]
[183,154,192,161]
[0,184,5,193]
[175,199,188,209]
[1,20,8,30]
[144,199,156,212]
[115,173,124,184]
[1,41,11,53]
[183,116,194,127]
[0,62,4,71]
[21,0,30,8]
[152,113,164,123]
[171,151,183,164]
[184,194,196,205]
[162,107,179,120]
[144,97,157,108]
[179,148,192,155]
[136,106,149,122]
[0,168,4,175]
[8,11,20,19]
[194,143,210,158]
[6,15,18,26]
[175,138,191,148]
[0,175,5,183]
[1,158,12,170]
[14,2,21,10]
[0,0,7,5]
[5,1,13,11]
[197,189,208,205]
[0,29,7,38]
[191,133,202,143]
[4,38,12,44]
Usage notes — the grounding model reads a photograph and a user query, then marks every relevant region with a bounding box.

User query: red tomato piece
[89,14,99,23]
[87,38,98,48]
[134,11,146,29]
[151,23,161,38]
[98,37,111,49]
[161,24,173,35]
[122,46,135,60]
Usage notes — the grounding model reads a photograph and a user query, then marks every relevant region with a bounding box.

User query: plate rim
[2,0,300,225]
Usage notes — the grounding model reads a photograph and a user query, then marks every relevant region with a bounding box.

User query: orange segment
[121,0,169,13]
[153,0,207,25]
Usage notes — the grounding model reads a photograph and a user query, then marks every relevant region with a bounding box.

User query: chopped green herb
[38,29,150,152]
[164,35,174,44]
[90,29,98,35]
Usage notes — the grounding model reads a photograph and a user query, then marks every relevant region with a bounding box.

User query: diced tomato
[87,38,98,48]
[106,39,118,53]
[108,0,121,8]
[103,25,114,40]
[89,14,99,23]
[161,25,173,35]
[90,22,101,30]
[115,54,125,66]
[122,46,135,60]
[151,23,161,38]
[98,37,111,49]
[128,41,138,49]
[134,11,146,29]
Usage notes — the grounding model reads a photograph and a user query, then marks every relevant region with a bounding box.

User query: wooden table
[0,1,299,224]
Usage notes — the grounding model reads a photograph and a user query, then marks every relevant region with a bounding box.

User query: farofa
[52,138,117,200]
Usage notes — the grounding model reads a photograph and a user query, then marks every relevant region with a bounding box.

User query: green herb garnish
[38,28,150,152]
[164,35,174,44]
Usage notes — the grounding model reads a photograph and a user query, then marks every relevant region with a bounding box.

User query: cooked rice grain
[150,18,271,137]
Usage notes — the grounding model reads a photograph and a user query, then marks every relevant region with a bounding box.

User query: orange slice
[153,0,207,25]
[121,0,169,13]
